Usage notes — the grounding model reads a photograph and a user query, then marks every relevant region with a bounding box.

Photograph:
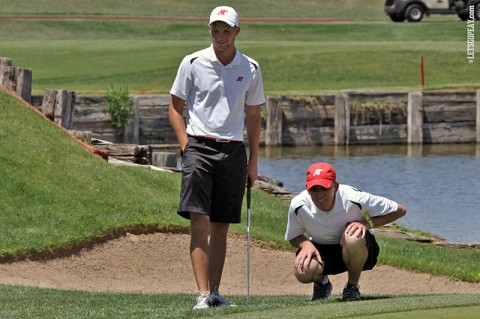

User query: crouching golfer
[168,5,265,310]
[285,162,406,301]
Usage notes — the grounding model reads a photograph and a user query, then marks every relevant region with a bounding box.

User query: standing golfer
[285,162,406,301]
[168,5,265,310]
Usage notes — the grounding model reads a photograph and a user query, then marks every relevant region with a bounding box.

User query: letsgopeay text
[467,5,475,63]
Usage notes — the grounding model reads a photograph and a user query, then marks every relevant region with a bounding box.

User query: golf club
[246,178,252,305]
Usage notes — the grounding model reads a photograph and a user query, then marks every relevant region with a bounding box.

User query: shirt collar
[208,44,241,68]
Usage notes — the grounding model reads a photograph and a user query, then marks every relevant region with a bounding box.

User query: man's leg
[341,231,368,285]
[190,212,210,294]
[294,254,332,301]
[340,231,367,301]
[208,222,230,291]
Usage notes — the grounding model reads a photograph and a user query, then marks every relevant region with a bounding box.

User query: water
[258,144,480,243]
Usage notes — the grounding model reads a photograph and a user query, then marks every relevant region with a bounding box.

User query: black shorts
[296,231,380,275]
[177,136,247,223]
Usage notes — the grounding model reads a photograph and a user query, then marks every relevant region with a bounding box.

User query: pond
[258,144,480,244]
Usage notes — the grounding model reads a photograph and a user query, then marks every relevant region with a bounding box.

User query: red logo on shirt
[237,76,244,82]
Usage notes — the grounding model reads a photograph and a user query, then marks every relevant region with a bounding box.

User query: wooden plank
[423,103,475,123]
[265,95,283,146]
[0,66,15,91]
[0,57,13,67]
[349,124,408,145]
[408,91,423,144]
[282,127,334,146]
[152,152,177,168]
[347,91,409,104]
[41,89,57,120]
[334,94,348,145]
[15,67,32,103]
[423,122,476,143]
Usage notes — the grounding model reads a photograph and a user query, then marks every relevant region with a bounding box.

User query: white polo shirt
[285,184,398,245]
[170,45,266,141]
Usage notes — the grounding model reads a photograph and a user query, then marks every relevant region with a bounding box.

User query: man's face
[209,21,239,52]
[308,183,337,212]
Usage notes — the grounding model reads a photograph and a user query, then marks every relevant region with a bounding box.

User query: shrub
[105,85,133,134]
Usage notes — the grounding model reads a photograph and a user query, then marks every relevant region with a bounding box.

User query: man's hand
[295,241,323,271]
[345,221,368,238]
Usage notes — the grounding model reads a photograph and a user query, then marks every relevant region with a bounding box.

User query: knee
[210,222,230,238]
[294,259,323,283]
[341,230,366,248]
[190,213,210,234]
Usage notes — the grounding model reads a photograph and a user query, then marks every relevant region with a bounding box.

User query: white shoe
[193,292,211,310]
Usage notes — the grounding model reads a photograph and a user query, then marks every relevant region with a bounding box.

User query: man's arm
[346,203,407,238]
[245,104,262,184]
[367,203,407,229]
[168,94,188,151]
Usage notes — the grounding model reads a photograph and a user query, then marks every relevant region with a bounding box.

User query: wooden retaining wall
[267,90,480,146]
[3,56,479,146]
[28,90,480,146]
[43,94,180,145]
[0,57,32,103]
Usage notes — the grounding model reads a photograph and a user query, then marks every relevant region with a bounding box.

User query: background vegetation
[0,0,437,20]
[0,1,476,94]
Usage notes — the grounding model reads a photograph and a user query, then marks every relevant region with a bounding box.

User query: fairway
[0,20,477,94]
[1,284,479,319]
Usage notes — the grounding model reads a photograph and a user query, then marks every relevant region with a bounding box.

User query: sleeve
[169,55,193,101]
[245,62,266,106]
[284,202,307,242]
[359,192,398,218]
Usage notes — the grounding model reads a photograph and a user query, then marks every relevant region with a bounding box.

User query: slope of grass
[0,90,185,257]
[0,89,291,259]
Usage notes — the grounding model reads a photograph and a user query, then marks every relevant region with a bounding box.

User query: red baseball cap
[306,162,336,190]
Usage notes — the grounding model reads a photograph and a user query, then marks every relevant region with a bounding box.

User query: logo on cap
[312,168,323,176]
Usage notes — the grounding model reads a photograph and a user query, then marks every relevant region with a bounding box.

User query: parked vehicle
[385,0,480,22]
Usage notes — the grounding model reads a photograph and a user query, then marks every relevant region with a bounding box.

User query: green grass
[378,237,480,282]
[0,285,479,319]
[0,0,413,20]
[0,90,184,257]
[0,20,476,94]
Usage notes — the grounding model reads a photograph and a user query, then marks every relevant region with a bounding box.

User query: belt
[188,135,238,143]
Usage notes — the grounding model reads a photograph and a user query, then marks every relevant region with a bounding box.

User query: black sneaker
[342,283,361,301]
[210,291,236,307]
[312,275,333,301]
